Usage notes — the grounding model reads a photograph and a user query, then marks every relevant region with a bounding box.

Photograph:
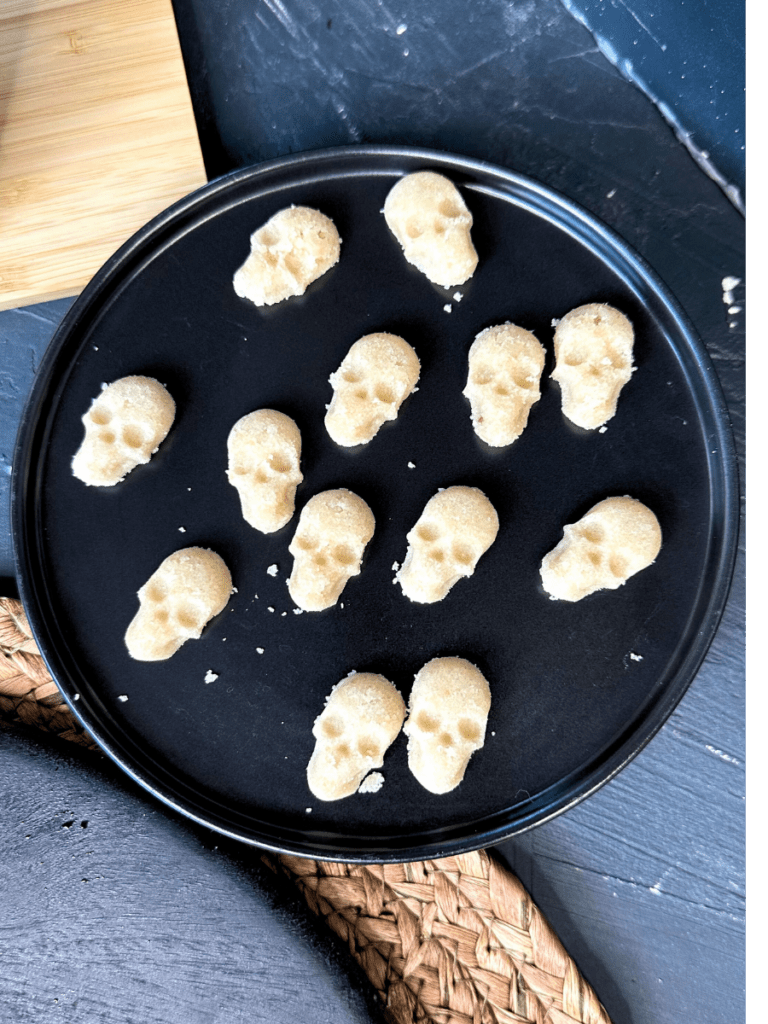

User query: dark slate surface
[0,1,744,1021]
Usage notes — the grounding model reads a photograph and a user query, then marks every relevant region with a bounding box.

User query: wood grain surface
[0,0,206,311]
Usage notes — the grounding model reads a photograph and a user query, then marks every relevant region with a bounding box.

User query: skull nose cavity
[494,384,510,396]
[429,548,445,563]
[98,430,116,445]
[153,608,169,624]
[609,554,628,577]
[438,732,455,748]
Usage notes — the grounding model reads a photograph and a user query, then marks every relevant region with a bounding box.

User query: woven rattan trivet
[1,595,611,1024]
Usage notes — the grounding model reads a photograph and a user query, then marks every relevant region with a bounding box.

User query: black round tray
[12,146,738,861]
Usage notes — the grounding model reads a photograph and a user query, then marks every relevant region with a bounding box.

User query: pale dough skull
[396,486,499,603]
[325,333,420,446]
[288,489,375,611]
[233,206,340,307]
[551,303,634,429]
[227,409,303,533]
[463,323,546,446]
[71,376,175,486]
[383,171,478,288]
[540,496,662,602]
[125,547,233,661]
[307,672,406,801]
[403,657,491,794]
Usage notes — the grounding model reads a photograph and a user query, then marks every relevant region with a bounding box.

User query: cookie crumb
[267,564,279,577]
[359,772,385,794]
[204,670,219,684]
[256,647,265,654]
[117,694,128,702]
[407,461,416,469]
[629,652,643,662]
[452,291,463,302]
[443,303,452,313]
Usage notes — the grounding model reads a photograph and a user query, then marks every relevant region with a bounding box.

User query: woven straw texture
[1,595,611,1024]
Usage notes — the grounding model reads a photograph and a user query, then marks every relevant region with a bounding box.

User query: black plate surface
[13,146,738,861]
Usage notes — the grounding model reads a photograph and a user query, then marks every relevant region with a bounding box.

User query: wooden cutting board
[0,0,207,312]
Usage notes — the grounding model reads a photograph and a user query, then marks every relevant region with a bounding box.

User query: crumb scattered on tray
[407,461,415,469]
[267,564,279,576]
[443,303,452,313]
[629,652,643,661]
[256,647,264,654]
[204,670,219,684]
[359,772,385,794]
[118,695,128,702]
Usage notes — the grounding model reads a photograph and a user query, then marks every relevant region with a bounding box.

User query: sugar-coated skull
[325,333,420,446]
[403,657,491,794]
[71,376,175,486]
[551,303,634,429]
[125,547,233,661]
[463,323,546,446]
[232,206,340,307]
[227,409,303,533]
[396,486,499,604]
[287,489,375,611]
[383,171,478,288]
[307,672,406,801]
[540,496,662,602]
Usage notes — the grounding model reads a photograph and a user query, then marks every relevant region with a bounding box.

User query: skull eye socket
[582,524,604,543]
[332,544,356,566]
[269,453,293,473]
[294,535,317,551]
[458,718,482,743]
[415,710,439,733]
[232,463,248,476]
[587,550,603,567]
[122,425,145,449]
[321,716,344,739]
[89,407,112,426]
[341,369,362,384]
[563,347,587,367]
[513,373,534,390]
[175,604,202,630]
[472,369,493,386]
[357,736,380,759]
[145,583,166,603]
[438,199,462,219]
[257,227,279,247]
[452,543,474,566]
[374,384,396,404]
[415,524,440,543]
[405,216,424,239]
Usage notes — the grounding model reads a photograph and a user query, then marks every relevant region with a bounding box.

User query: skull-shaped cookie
[383,171,478,288]
[287,489,375,611]
[125,547,233,661]
[325,333,420,447]
[71,376,175,486]
[396,486,499,603]
[307,672,406,801]
[233,206,340,307]
[403,657,491,794]
[551,303,634,429]
[463,323,546,446]
[227,409,303,533]
[540,496,662,602]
